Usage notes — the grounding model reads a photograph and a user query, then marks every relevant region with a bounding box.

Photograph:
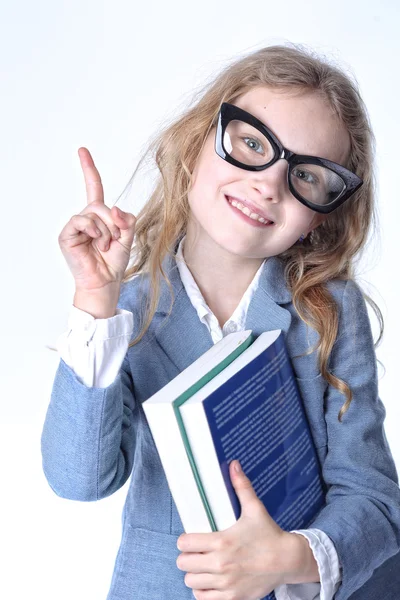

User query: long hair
[120,44,382,422]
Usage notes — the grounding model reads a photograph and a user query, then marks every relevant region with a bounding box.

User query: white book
[143,329,324,536]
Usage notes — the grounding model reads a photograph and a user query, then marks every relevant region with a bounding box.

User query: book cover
[178,331,324,533]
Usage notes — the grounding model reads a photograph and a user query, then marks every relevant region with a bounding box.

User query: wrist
[73,286,120,319]
[282,532,320,585]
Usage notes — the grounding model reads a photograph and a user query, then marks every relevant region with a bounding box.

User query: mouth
[225,195,275,227]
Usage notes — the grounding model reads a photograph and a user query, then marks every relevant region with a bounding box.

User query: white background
[1,1,399,598]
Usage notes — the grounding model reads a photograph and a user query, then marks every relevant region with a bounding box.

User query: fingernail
[113,230,121,239]
[234,461,242,474]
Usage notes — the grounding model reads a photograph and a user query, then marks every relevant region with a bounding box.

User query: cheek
[290,203,317,230]
[190,160,212,194]
[189,158,227,208]
[190,133,219,183]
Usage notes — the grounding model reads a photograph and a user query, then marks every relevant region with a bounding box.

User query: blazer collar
[153,250,293,373]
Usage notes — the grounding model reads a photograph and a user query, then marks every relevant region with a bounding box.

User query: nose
[247,159,288,202]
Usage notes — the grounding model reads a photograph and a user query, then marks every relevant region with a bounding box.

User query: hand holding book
[176,459,320,599]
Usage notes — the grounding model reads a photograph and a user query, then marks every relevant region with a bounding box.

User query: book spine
[173,332,254,531]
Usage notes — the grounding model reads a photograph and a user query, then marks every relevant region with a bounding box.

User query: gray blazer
[41,252,400,600]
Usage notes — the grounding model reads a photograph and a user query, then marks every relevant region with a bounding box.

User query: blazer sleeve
[309,279,400,599]
[40,353,137,501]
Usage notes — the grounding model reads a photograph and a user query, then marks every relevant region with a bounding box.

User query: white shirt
[57,236,341,600]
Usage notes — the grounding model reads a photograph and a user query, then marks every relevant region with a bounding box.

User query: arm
[41,305,137,501]
[304,280,400,598]
[42,147,138,502]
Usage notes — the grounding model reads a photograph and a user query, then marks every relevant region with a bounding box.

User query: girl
[41,45,400,600]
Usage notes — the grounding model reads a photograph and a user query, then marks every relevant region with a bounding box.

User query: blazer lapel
[246,256,292,336]
[153,251,293,373]
[153,252,214,373]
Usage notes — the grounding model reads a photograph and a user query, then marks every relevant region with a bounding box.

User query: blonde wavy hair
[119,44,382,423]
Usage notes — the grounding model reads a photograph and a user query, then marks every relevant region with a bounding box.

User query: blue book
[143,330,325,599]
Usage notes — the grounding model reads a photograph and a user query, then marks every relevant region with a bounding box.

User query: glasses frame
[215,102,363,214]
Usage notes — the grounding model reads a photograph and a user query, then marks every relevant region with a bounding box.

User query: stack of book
[143,329,325,600]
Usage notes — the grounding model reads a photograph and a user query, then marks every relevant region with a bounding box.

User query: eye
[242,137,265,154]
[292,167,319,185]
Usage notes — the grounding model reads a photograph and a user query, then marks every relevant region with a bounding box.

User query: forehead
[233,86,350,165]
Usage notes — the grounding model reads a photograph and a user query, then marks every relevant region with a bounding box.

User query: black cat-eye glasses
[215,102,363,214]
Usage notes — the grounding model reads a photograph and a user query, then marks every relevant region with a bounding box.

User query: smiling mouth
[225,196,275,225]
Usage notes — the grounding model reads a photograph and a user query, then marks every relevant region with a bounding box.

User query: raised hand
[58,147,137,317]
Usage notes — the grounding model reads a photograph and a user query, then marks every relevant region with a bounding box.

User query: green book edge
[172,332,254,531]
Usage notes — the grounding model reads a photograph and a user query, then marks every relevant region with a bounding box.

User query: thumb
[112,206,136,230]
[230,460,260,515]
[111,206,136,246]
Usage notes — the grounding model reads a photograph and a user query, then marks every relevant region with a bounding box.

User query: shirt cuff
[274,529,342,600]
[66,304,134,343]
[57,305,134,388]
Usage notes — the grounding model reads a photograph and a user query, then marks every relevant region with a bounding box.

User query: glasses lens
[223,120,274,167]
[290,164,346,206]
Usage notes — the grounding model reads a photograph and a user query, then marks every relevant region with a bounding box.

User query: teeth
[231,199,271,225]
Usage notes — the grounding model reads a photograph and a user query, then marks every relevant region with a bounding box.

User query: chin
[210,234,268,260]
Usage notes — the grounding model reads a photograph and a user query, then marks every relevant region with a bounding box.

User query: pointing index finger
[78,147,104,205]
